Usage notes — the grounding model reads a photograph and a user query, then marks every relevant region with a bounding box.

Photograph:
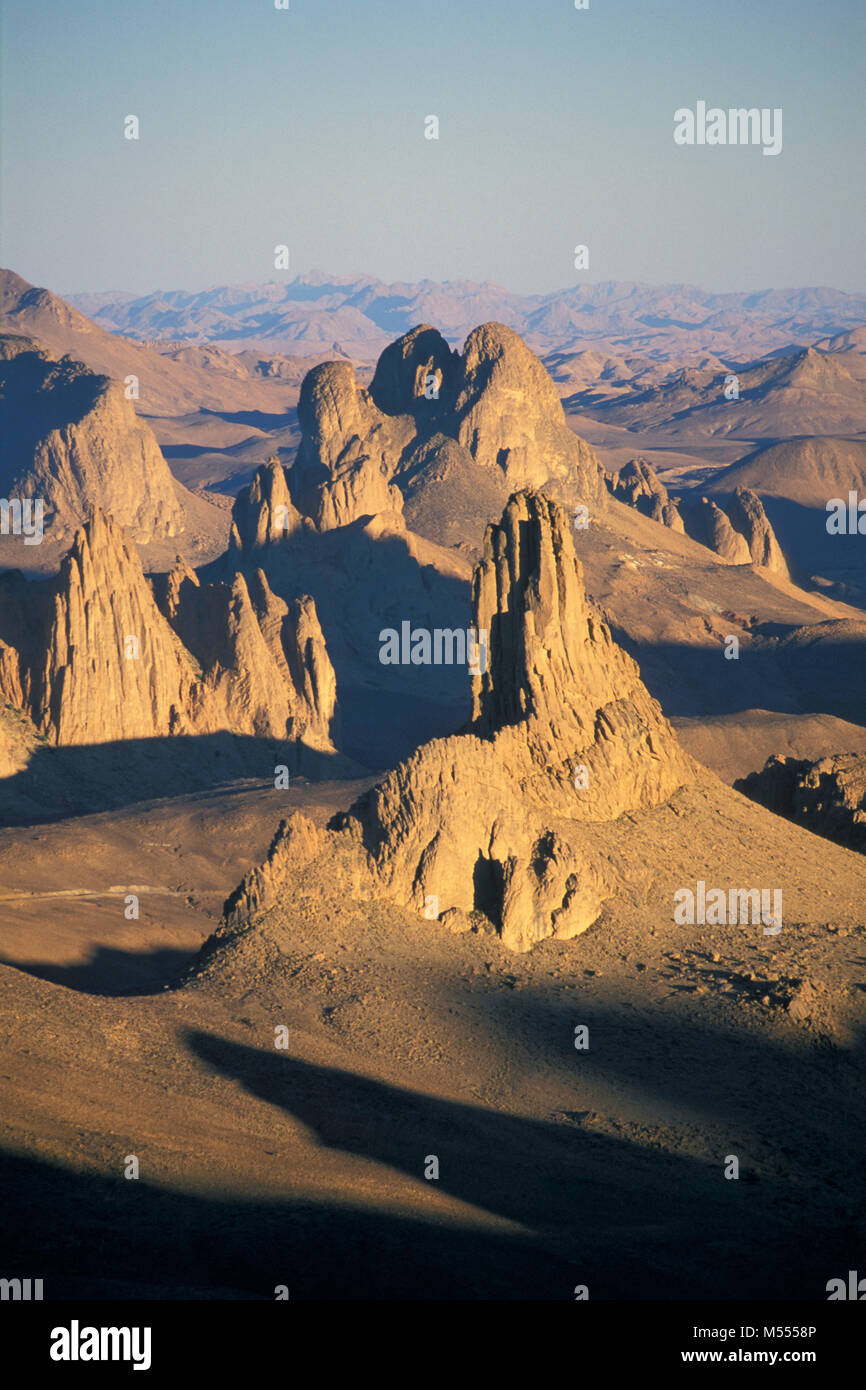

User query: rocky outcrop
[0,337,185,543]
[736,753,866,853]
[346,492,693,950]
[682,497,752,564]
[0,510,339,753]
[291,363,410,530]
[608,457,685,532]
[29,510,200,743]
[226,491,695,952]
[608,460,790,577]
[725,487,790,578]
[451,324,604,496]
[220,812,327,935]
[228,458,305,556]
[235,322,608,555]
[468,491,693,804]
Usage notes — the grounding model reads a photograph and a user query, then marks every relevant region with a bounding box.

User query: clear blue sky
[1,0,863,295]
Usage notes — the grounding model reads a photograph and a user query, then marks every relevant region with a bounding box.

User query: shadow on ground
[0,731,355,828]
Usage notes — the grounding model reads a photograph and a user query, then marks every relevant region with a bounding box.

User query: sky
[1,0,864,297]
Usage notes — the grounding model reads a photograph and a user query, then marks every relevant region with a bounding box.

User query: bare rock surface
[0,336,185,543]
[284,321,606,538]
[224,491,695,952]
[0,510,340,756]
[725,486,790,578]
[608,456,685,532]
[736,751,866,853]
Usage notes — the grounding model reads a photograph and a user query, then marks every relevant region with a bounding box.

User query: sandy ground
[1,773,864,1300]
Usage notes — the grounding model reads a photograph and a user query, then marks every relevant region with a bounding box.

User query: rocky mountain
[0,509,339,758]
[736,752,866,854]
[0,269,310,420]
[608,456,685,532]
[65,273,866,363]
[0,336,185,544]
[0,270,314,502]
[608,458,789,576]
[704,438,866,601]
[564,344,866,441]
[287,320,606,540]
[218,491,695,953]
[725,486,790,577]
[219,322,607,764]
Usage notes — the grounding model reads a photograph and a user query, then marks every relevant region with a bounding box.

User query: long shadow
[184,1029,863,1299]
[200,407,297,432]
[0,945,195,996]
[205,516,475,768]
[614,629,866,722]
[704,488,866,609]
[427,981,866,1171]
[0,1146,580,1300]
[0,731,355,828]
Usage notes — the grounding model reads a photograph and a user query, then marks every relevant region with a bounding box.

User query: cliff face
[228,459,304,556]
[736,752,866,853]
[609,458,790,577]
[31,510,199,743]
[609,457,685,533]
[451,323,604,494]
[230,321,608,556]
[0,338,185,543]
[0,510,339,754]
[725,487,790,578]
[468,491,693,812]
[222,491,695,953]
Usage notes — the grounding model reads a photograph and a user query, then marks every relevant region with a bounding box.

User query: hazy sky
[2,0,863,296]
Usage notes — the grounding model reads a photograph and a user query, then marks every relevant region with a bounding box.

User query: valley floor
[1,777,864,1299]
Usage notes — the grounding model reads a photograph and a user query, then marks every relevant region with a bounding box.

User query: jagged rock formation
[608,457,685,532]
[31,512,201,743]
[681,489,790,574]
[221,491,694,952]
[682,497,752,563]
[0,510,339,754]
[228,459,305,555]
[292,362,410,530]
[608,458,790,577]
[264,321,607,544]
[0,336,185,542]
[725,486,790,578]
[736,753,866,853]
[450,323,603,493]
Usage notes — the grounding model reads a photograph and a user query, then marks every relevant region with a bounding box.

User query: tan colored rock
[292,362,409,530]
[280,592,339,750]
[0,338,185,542]
[151,554,200,622]
[242,322,607,553]
[0,510,339,754]
[683,498,752,564]
[469,491,693,812]
[228,458,305,556]
[160,562,338,750]
[30,509,199,743]
[726,486,790,577]
[250,489,695,953]
[453,323,606,499]
[609,457,685,533]
[221,812,327,934]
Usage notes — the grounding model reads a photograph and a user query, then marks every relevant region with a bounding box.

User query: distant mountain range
[66,273,866,363]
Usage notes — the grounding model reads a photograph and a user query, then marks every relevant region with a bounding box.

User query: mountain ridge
[62,272,866,361]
